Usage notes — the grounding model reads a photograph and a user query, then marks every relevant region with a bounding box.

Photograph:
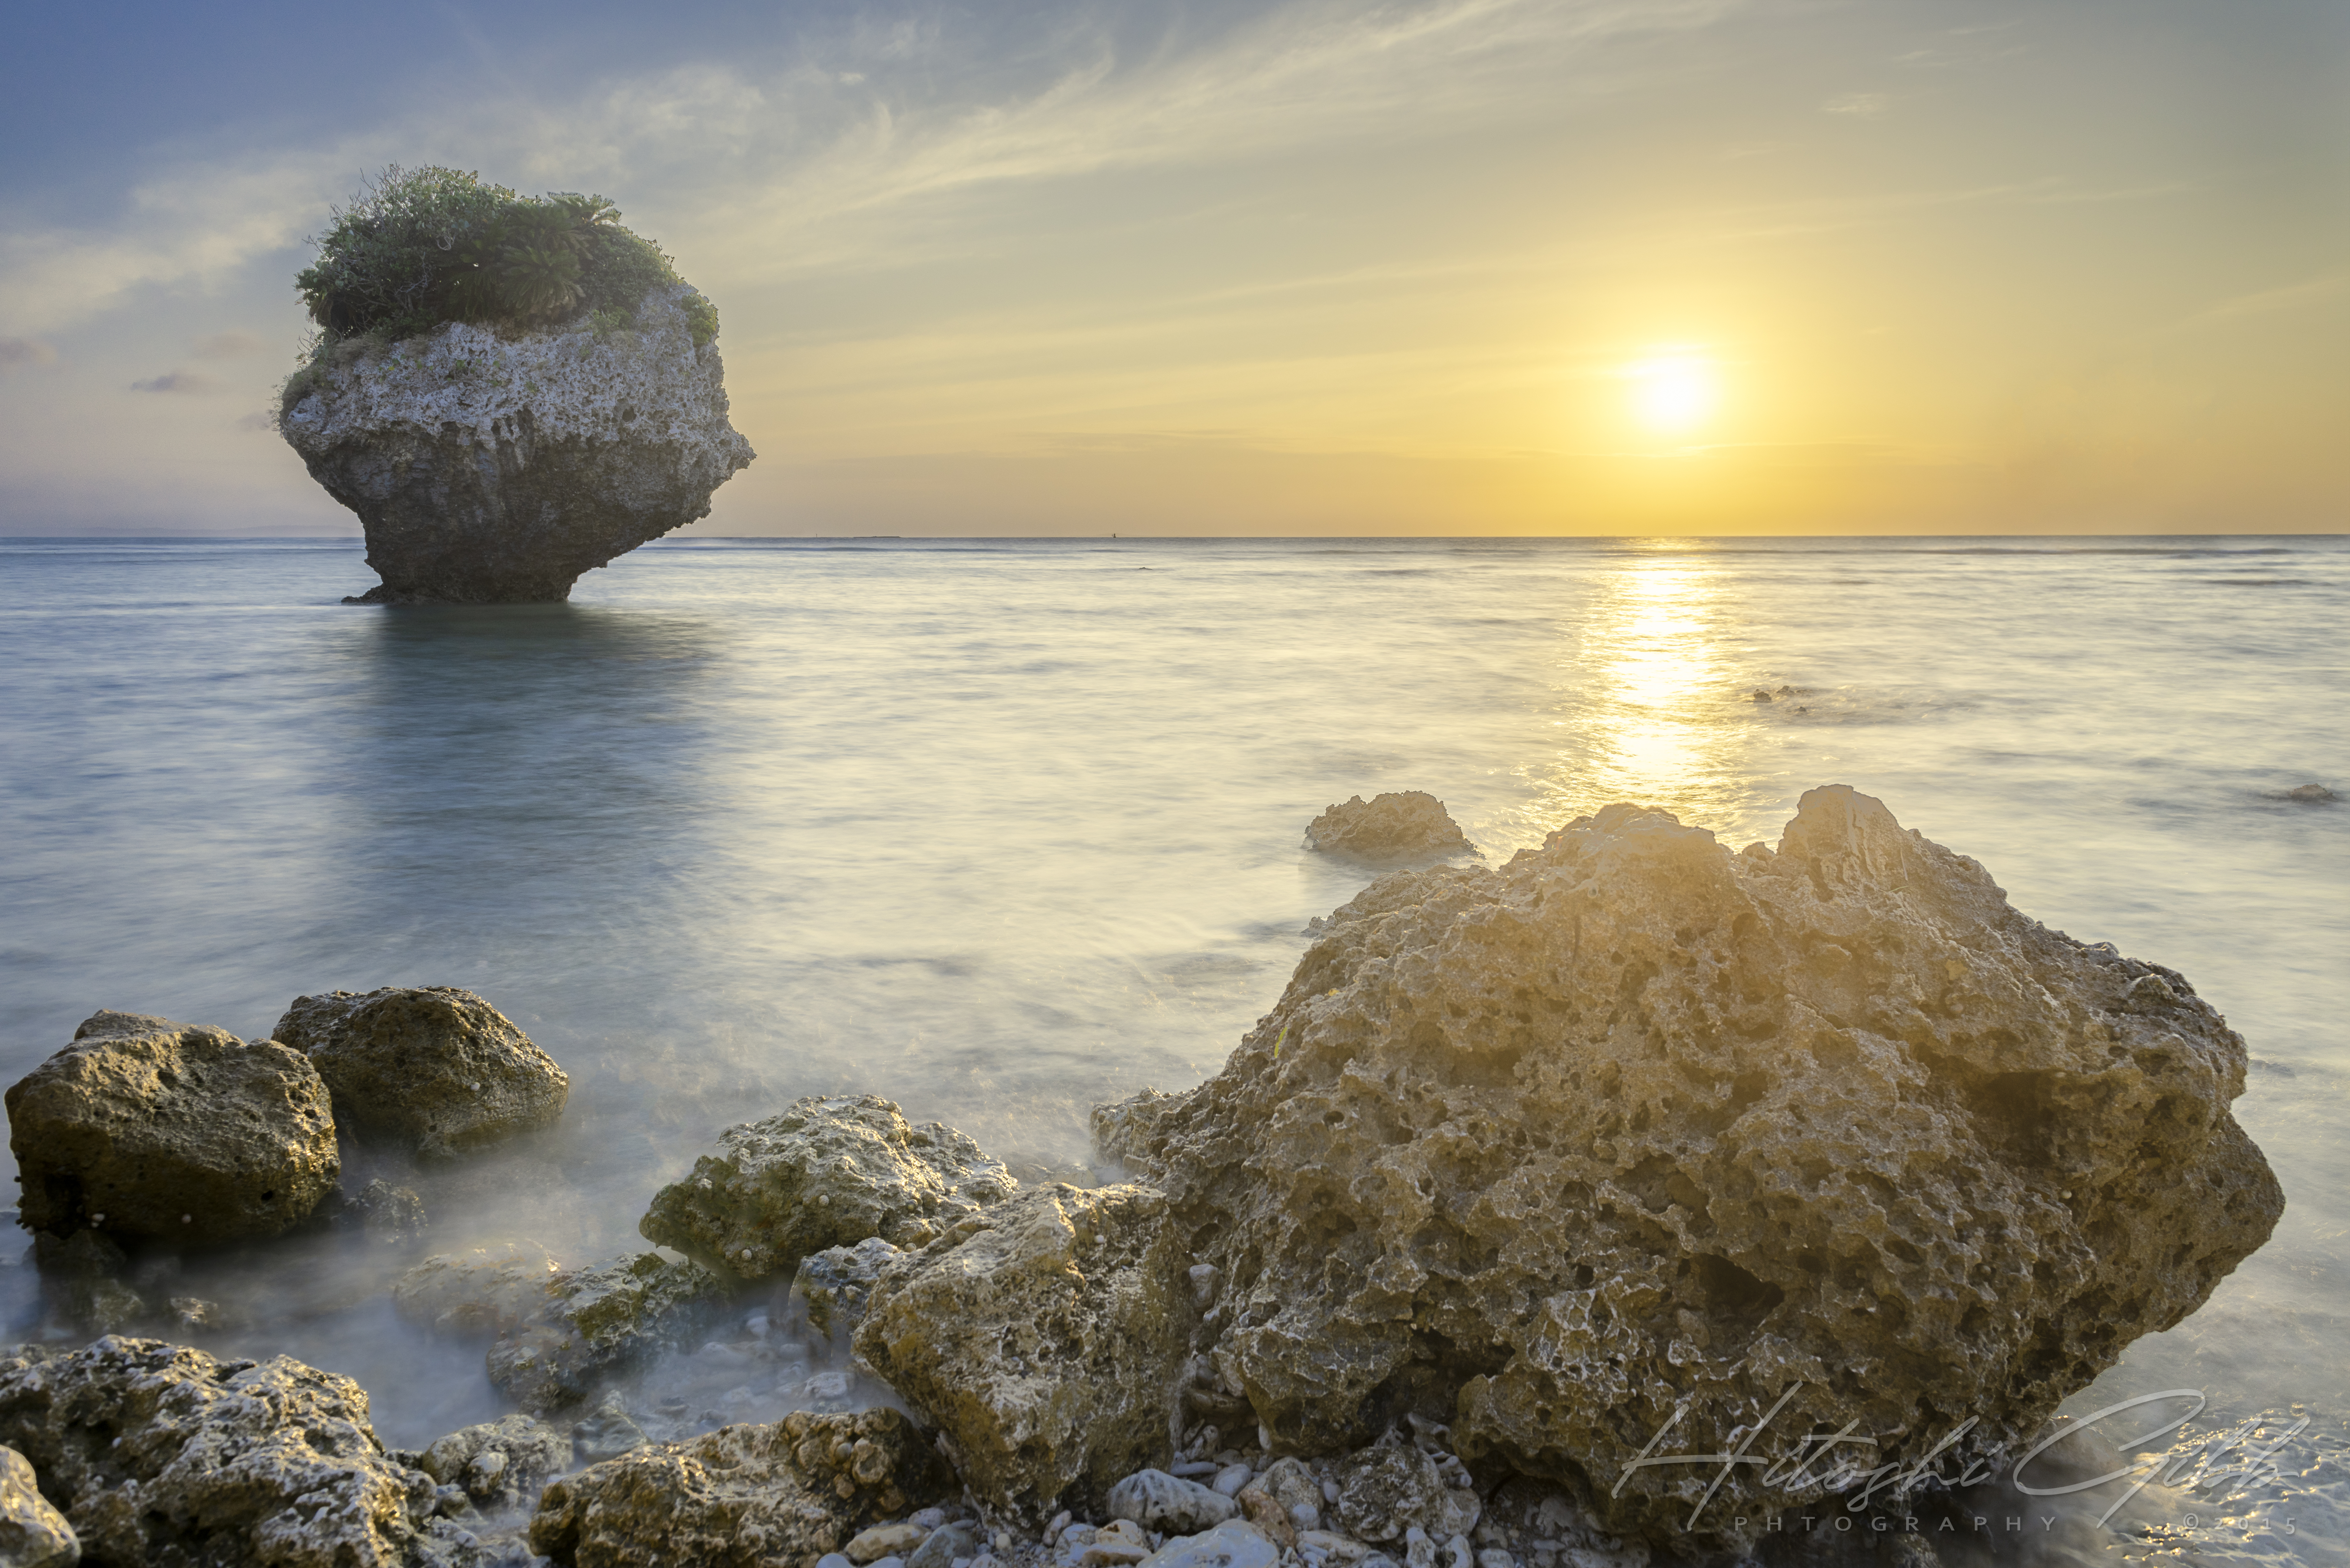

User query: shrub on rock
[1103,786,2283,1549]
[5,1011,339,1244]
[273,986,568,1160]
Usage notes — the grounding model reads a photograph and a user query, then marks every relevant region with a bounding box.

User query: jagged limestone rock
[1303,791,1473,861]
[640,1095,1018,1279]
[1099,786,2283,1550]
[485,1251,729,1416]
[0,1338,482,1567]
[279,287,753,604]
[392,1242,561,1336]
[851,1183,1190,1526]
[791,1236,901,1340]
[274,986,568,1160]
[5,1011,339,1244]
[527,1407,950,1566]
[0,1443,77,1568]
[419,1413,572,1513]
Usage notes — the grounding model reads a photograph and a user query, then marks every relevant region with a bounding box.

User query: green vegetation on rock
[294,164,716,348]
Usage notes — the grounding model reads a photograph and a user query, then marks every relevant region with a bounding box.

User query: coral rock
[279,288,754,604]
[485,1251,729,1415]
[274,986,568,1159]
[0,1443,77,1568]
[640,1094,1018,1279]
[6,1011,338,1244]
[393,1243,561,1336]
[1106,1467,1238,1533]
[792,1235,902,1340]
[527,1407,951,1567]
[852,1183,1190,1525]
[1303,792,1473,861]
[0,1338,480,1567]
[420,1413,572,1512]
[1101,786,2283,1548]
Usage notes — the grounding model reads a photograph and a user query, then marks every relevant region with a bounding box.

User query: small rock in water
[350,1177,429,1243]
[571,1391,649,1464]
[1108,1467,1241,1533]
[421,1411,571,1511]
[2279,782,2339,803]
[793,1234,903,1340]
[1302,791,1474,861]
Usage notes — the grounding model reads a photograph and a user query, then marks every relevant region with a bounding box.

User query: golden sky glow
[0,1,2342,535]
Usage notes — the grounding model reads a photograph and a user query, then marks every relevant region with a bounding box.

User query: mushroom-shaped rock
[0,1338,475,1567]
[274,986,568,1160]
[850,1183,1189,1525]
[5,1011,339,1244]
[639,1094,1018,1278]
[528,1407,951,1567]
[280,286,754,604]
[1303,791,1473,861]
[1100,785,2283,1551]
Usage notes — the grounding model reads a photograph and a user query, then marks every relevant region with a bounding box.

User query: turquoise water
[1,534,2344,1560]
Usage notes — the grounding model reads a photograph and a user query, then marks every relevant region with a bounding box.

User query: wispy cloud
[1822,91,1887,117]
[130,369,219,394]
[193,330,268,358]
[0,338,59,370]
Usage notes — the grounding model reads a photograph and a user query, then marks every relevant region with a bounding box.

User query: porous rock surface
[273,986,568,1160]
[279,287,754,604]
[6,1011,339,1244]
[1303,791,1473,861]
[418,1413,571,1513]
[1106,1467,1237,1533]
[0,1443,77,1568]
[484,1251,729,1415]
[1101,786,2284,1547]
[851,1182,1189,1525]
[792,1235,901,1340]
[528,1407,950,1567]
[0,1337,481,1567]
[640,1095,1019,1279]
[392,1242,560,1336]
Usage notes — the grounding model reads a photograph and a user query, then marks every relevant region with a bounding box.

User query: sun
[1625,351,1721,434]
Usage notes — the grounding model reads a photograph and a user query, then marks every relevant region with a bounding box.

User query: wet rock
[486,1251,730,1415]
[792,1235,901,1339]
[0,1442,77,1567]
[280,287,754,605]
[570,1392,649,1464]
[5,1010,339,1243]
[1329,1440,1476,1543]
[352,1178,431,1243]
[1109,1467,1238,1533]
[2275,783,2338,803]
[1303,792,1473,862]
[1137,1520,1279,1568]
[527,1406,951,1566]
[274,987,568,1159]
[1101,786,2284,1549]
[393,1243,561,1335]
[421,1413,572,1513]
[0,1337,481,1566]
[853,1183,1189,1525]
[28,1231,144,1336]
[640,1095,1018,1278]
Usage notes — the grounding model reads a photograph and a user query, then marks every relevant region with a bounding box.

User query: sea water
[1,535,2344,1561]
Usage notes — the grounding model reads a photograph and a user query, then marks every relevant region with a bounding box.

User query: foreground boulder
[483,1251,729,1415]
[852,1183,1189,1525]
[1102,786,2284,1548]
[0,1443,77,1567]
[6,1011,339,1244]
[0,1338,480,1566]
[528,1407,950,1566]
[279,287,754,604]
[640,1095,1018,1278]
[273,986,568,1159]
[1303,791,1473,860]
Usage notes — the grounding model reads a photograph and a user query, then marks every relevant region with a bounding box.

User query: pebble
[1108,1468,1239,1534]
[819,1557,854,1568]
[847,1523,928,1564]
[1475,1552,1513,1568]
[1212,1463,1252,1497]
[910,1522,982,1568]
[1134,1519,1281,1568]
[911,1509,950,1531]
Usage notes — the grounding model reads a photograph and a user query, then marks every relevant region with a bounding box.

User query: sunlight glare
[1626,351,1721,434]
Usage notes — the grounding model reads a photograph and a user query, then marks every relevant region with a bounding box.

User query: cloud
[130,369,219,394]
[193,330,268,358]
[0,337,59,370]
[1822,92,1887,116]
[235,409,279,431]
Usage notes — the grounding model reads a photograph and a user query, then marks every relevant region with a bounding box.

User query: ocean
[2,534,2344,1562]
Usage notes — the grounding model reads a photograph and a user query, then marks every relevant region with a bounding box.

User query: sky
[1,0,2343,537]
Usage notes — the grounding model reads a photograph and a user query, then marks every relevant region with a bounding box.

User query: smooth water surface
[1,535,2344,1560]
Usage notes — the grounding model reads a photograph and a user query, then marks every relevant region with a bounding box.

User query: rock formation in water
[274,985,569,1158]
[0,1443,77,1568]
[414,1413,572,1516]
[6,1010,340,1244]
[482,1251,731,1416]
[1304,791,1474,861]
[0,1338,485,1567]
[639,1094,1020,1279]
[851,1182,1190,1525]
[1100,785,2284,1550]
[527,1407,951,1566]
[278,286,752,603]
